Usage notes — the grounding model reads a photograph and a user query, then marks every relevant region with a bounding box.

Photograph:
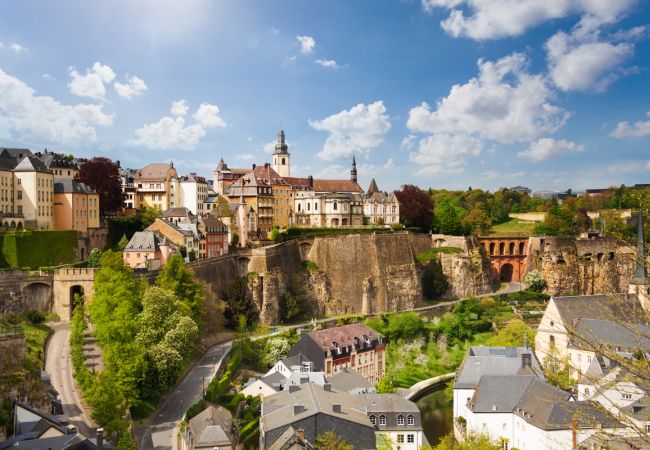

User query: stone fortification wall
[526,236,636,296]
[187,254,246,301]
[0,271,53,316]
[439,235,494,299]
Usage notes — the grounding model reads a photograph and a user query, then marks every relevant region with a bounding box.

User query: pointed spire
[274,129,288,154]
[350,154,358,183]
[636,211,648,281]
[367,177,379,195]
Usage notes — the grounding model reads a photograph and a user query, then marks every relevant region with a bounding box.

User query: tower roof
[367,178,379,195]
[274,129,289,154]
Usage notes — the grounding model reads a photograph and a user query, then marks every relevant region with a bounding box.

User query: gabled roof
[362,393,420,414]
[454,346,544,389]
[0,149,18,170]
[284,176,363,193]
[1,148,32,160]
[307,323,381,352]
[570,318,650,352]
[124,231,159,252]
[367,178,379,195]
[14,155,50,173]
[551,293,644,325]
[135,163,174,181]
[53,180,96,195]
[188,405,234,449]
[252,164,288,186]
[329,368,376,394]
[161,207,195,220]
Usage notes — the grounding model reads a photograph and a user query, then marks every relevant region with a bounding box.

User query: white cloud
[517,138,584,162]
[10,43,27,53]
[383,158,395,169]
[0,68,113,146]
[401,135,416,151]
[68,62,116,100]
[608,161,647,173]
[128,101,225,150]
[171,99,189,116]
[315,59,339,69]
[193,103,226,128]
[409,133,483,174]
[407,53,568,143]
[546,30,633,92]
[236,153,255,161]
[421,0,636,40]
[610,112,650,138]
[41,73,55,81]
[296,35,315,54]
[114,75,148,99]
[315,164,346,179]
[309,101,391,160]
[0,42,3,49]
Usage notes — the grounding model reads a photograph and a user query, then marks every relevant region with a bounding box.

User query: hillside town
[2,1,650,450]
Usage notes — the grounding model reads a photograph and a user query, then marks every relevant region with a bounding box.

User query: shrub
[524,269,546,292]
[415,247,463,264]
[0,230,78,268]
[301,260,319,271]
[26,310,46,324]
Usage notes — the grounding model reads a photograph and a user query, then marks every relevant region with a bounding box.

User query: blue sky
[1,0,649,192]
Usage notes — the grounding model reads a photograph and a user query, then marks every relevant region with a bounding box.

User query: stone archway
[23,282,52,311]
[69,285,84,319]
[500,263,514,282]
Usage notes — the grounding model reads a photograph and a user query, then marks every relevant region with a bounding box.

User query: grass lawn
[415,246,463,263]
[490,219,537,236]
[21,322,50,364]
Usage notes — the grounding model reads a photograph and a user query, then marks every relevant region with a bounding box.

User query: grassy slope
[490,219,536,236]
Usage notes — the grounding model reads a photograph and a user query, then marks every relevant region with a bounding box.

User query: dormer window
[332,342,342,355]
[407,415,415,425]
[379,415,386,426]
[370,415,376,425]
[397,415,405,426]
[363,335,371,346]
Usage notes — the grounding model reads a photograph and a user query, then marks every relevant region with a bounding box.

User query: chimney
[289,384,300,393]
[96,428,104,449]
[307,176,314,188]
[293,404,305,415]
[332,404,342,413]
[324,383,332,392]
[116,160,121,168]
[295,428,305,442]
[522,353,532,369]
[252,164,256,169]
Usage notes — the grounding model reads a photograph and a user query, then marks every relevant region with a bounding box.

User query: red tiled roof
[284,177,363,193]
[251,164,288,185]
[136,163,174,180]
[309,323,379,351]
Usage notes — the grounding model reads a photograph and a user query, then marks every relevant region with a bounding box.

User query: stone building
[134,162,179,211]
[288,323,385,384]
[181,404,235,450]
[199,216,229,258]
[363,178,399,225]
[293,191,364,227]
[123,230,175,269]
[478,236,528,282]
[53,179,100,233]
[13,155,54,230]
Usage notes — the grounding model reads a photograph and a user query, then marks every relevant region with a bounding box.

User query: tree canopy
[75,157,125,214]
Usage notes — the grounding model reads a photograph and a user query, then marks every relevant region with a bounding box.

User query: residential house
[252,163,291,228]
[363,178,399,225]
[134,163,179,211]
[226,171,273,235]
[329,368,376,395]
[241,372,286,399]
[199,216,228,257]
[288,323,385,384]
[212,158,250,196]
[120,167,139,210]
[204,194,256,247]
[260,382,376,450]
[364,393,426,450]
[179,172,209,216]
[146,218,198,258]
[181,405,234,450]
[122,230,174,269]
[35,149,80,180]
[53,180,100,233]
[13,155,54,229]
[0,149,19,225]
[265,354,314,378]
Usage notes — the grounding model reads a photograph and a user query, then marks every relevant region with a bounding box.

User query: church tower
[629,211,650,310]
[351,155,358,183]
[272,129,290,177]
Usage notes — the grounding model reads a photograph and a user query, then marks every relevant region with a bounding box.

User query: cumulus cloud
[407,53,568,143]
[309,101,391,160]
[114,75,148,99]
[11,43,27,53]
[128,100,226,150]
[607,161,647,173]
[517,138,584,162]
[68,62,116,100]
[0,68,113,146]
[546,29,634,92]
[315,59,339,69]
[193,102,226,128]
[421,0,636,40]
[297,35,315,54]
[409,133,483,174]
[610,112,650,138]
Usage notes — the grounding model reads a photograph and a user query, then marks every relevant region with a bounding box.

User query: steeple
[367,177,379,195]
[274,129,288,154]
[635,211,648,281]
[350,155,357,183]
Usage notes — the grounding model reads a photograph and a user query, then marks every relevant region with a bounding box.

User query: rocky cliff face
[240,232,495,324]
[526,237,636,296]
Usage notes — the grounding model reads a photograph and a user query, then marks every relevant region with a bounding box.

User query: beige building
[364,178,400,225]
[53,179,100,233]
[146,218,198,256]
[294,191,364,227]
[134,163,179,211]
[13,155,54,230]
[35,149,80,180]
[123,230,174,269]
[0,150,17,222]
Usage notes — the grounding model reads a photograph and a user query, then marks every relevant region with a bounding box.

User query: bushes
[0,230,78,268]
[415,247,463,264]
[275,226,395,242]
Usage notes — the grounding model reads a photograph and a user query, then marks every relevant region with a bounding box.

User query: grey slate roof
[281,353,312,370]
[0,149,18,170]
[124,231,158,252]
[571,318,650,352]
[14,155,50,173]
[283,372,328,389]
[454,346,544,389]
[1,148,32,160]
[188,405,233,449]
[259,371,288,391]
[162,207,195,220]
[329,368,376,394]
[53,179,96,195]
[552,293,645,325]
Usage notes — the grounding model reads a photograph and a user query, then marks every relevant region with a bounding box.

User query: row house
[226,171,274,234]
[123,230,176,270]
[200,216,229,257]
[179,172,209,216]
[53,179,100,233]
[134,162,179,211]
[13,154,54,230]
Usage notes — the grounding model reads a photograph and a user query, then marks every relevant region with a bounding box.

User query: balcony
[137,186,166,193]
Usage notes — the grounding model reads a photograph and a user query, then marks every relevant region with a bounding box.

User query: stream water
[415,383,454,446]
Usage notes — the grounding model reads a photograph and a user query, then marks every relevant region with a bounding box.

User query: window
[379,415,386,426]
[407,415,415,425]
[397,415,404,426]
[645,424,650,433]
[369,415,376,425]
[17,191,22,200]
[622,393,632,400]
[333,202,338,211]
[407,435,414,444]
[397,435,404,444]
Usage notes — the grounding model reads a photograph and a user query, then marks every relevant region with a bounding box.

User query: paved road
[140,281,524,450]
[44,322,96,439]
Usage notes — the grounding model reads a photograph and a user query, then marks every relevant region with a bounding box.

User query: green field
[490,219,537,236]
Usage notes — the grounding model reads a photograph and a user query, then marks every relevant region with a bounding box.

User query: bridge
[0,268,96,320]
[478,236,529,282]
[402,372,455,402]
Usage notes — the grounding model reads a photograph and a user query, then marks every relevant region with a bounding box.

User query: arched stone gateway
[69,285,84,319]
[52,268,96,320]
[22,282,52,311]
[478,236,528,282]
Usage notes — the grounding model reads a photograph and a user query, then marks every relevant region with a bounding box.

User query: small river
[416,383,454,446]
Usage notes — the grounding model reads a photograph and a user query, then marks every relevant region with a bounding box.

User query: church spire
[274,129,288,154]
[350,155,357,183]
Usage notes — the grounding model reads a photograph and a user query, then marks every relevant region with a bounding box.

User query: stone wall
[0,271,53,317]
[526,236,636,296]
[439,236,494,299]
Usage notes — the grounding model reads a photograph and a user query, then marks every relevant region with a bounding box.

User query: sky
[0,0,649,193]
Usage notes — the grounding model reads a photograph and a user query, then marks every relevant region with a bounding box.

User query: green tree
[136,287,187,348]
[117,234,130,252]
[315,431,354,450]
[489,320,536,348]
[422,260,449,300]
[156,254,205,321]
[261,336,291,368]
[462,205,492,235]
[140,206,160,228]
[224,277,258,328]
[280,291,303,322]
[88,248,103,266]
[435,198,466,235]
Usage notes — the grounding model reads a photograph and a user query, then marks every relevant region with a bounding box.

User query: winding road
[45,281,523,450]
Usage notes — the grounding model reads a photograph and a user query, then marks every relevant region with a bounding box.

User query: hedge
[0,230,78,269]
[276,226,395,242]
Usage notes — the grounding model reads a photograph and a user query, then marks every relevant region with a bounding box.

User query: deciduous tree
[394,185,433,230]
[75,157,125,214]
